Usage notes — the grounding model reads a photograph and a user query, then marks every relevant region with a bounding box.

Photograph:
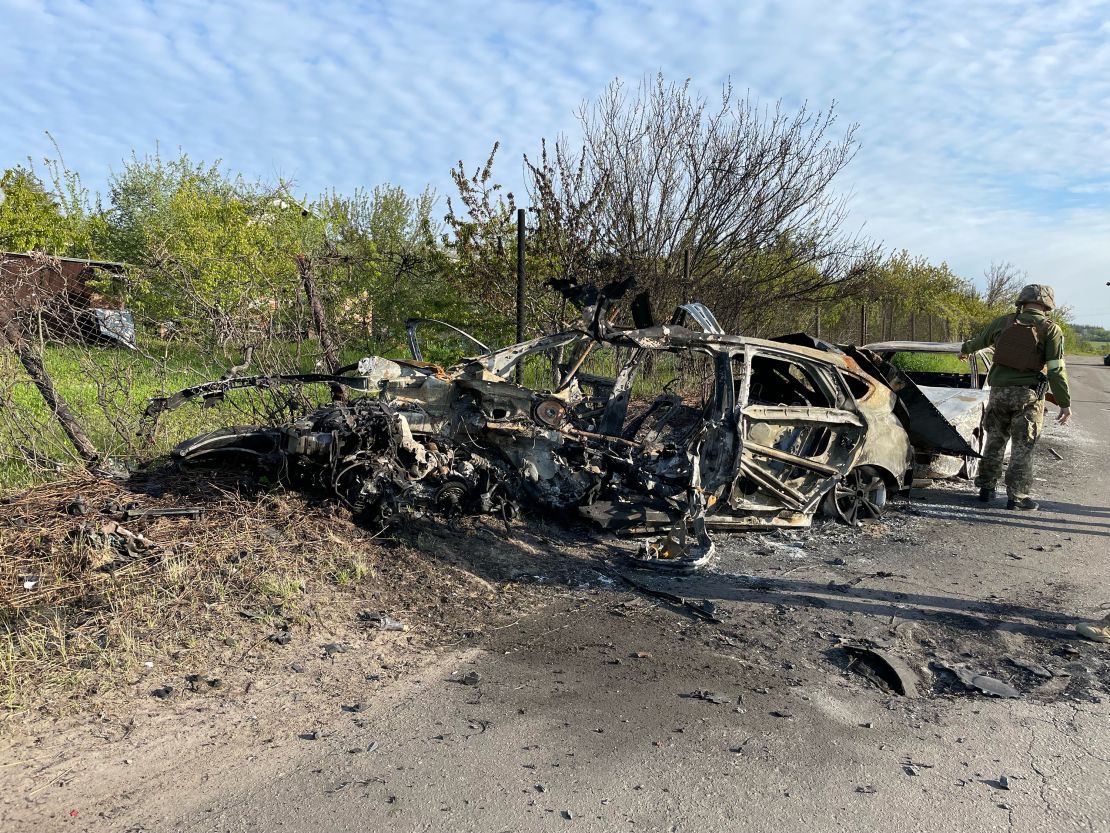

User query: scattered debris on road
[682,690,731,704]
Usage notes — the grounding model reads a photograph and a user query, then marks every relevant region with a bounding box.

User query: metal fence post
[682,249,690,305]
[516,208,525,384]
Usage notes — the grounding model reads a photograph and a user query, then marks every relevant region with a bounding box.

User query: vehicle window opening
[620,348,716,446]
[886,351,982,389]
[744,355,833,408]
[841,373,871,400]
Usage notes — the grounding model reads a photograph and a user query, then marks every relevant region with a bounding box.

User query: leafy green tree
[102,152,311,349]
[309,184,462,356]
[102,149,461,362]
[444,143,534,343]
[0,164,104,256]
[0,167,67,253]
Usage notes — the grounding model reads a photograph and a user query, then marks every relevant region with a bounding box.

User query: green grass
[0,337,348,490]
[888,351,970,374]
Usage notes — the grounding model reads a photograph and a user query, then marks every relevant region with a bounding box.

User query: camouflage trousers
[975,385,1045,500]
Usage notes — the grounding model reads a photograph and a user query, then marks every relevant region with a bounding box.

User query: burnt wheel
[959,415,985,480]
[958,454,980,480]
[824,466,887,526]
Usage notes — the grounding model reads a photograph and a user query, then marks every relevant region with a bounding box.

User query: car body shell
[150,308,935,569]
[863,341,990,480]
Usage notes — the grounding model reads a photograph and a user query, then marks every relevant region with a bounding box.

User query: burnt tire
[959,419,985,480]
[824,466,887,526]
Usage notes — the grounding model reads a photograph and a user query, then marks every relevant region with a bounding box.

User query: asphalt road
[7,358,1108,833]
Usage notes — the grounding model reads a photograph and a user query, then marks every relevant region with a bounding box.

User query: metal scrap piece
[123,506,205,521]
[948,664,1021,698]
[842,643,920,697]
[358,611,409,632]
[1006,656,1053,679]
[618,574,723,623]
[683,690,730,704]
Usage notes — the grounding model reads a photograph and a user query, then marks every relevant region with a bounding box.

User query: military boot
[1006,497,1038,511]
[978,487,996,503]
[1076,614,1110,643]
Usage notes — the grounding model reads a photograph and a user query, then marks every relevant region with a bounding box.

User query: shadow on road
[674,571,1079,642]
[400,511,1085,645]
[909,487,1110,535]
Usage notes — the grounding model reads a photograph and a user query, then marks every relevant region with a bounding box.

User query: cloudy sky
[2,0,1109,322]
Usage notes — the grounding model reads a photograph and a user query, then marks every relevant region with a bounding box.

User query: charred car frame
[147,291,973,570]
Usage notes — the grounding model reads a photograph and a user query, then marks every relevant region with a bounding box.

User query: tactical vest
[993,314,1049,372]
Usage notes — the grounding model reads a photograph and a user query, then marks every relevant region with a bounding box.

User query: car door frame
[729,344,864,516]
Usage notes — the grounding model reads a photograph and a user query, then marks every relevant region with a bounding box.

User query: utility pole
[682,249,690,305]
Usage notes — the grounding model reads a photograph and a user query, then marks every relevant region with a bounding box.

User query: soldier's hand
[958,353,969,361]
[1057,407,1072,425]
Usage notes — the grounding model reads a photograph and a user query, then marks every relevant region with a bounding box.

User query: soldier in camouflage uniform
[959,284,1072,511]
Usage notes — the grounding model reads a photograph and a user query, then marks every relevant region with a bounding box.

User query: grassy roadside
[0,463,591,722]
[0,338,355,490]
[0,470,383,715]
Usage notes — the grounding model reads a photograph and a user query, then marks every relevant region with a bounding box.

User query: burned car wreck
[146,289,969,570]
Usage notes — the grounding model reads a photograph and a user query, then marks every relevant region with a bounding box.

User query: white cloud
[1,0,1108,317]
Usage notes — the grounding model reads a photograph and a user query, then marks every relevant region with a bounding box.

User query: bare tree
[983,261,1025,309]
[525,75,877,331]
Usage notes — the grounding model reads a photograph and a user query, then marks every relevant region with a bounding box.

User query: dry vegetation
[0,466,597,719]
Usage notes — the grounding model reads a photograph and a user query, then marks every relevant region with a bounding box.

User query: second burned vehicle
[147,290,967,569]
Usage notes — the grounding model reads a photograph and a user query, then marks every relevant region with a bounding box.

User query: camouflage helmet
[1016,283,1055,310]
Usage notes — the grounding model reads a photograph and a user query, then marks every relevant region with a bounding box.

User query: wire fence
[0,252,983,490]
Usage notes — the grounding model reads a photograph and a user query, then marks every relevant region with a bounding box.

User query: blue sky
[2,0,1109,324]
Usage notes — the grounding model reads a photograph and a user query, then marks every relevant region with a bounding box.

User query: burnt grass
[0,466,611,718]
